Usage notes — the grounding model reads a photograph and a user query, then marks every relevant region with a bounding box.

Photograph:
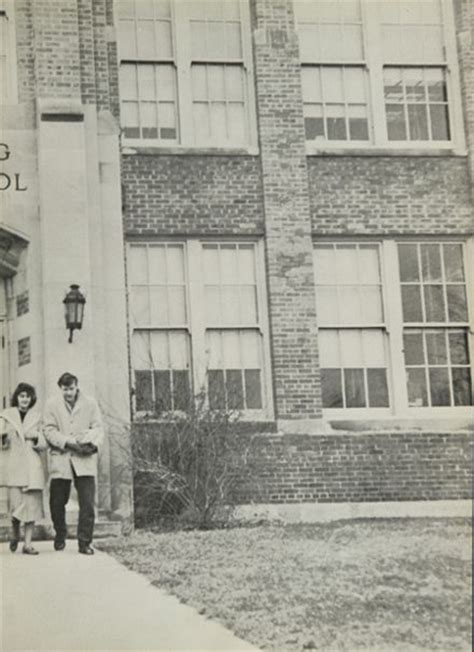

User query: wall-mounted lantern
[63,284,86,343]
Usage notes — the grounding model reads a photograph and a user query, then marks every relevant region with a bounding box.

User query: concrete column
[252,0,324,432]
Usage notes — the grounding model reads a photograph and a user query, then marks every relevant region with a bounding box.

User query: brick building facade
[0,0,472,525]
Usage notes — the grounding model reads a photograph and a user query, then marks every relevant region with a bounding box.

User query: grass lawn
[98,518,471,651]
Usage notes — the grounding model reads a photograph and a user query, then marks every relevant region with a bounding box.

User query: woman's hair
[11,382,37,409]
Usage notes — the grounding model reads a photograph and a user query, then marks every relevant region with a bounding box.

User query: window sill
[121,144,259,157]
[132,415,277,432]
[327,413,473,434]
[306,146,468,157]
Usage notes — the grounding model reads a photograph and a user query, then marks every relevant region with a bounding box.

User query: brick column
[252,0,324,431]
[455,0,474,198]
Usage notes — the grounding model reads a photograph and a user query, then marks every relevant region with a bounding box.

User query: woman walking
[1,383,46,554]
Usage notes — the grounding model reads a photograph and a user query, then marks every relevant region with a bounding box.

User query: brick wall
[122,154,264,236]
[234,432,472,503]
[308,156,474,235]
[32,0,82,100]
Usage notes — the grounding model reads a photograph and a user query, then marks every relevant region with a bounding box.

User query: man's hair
[57,372,78,388]
[11,382,37,408]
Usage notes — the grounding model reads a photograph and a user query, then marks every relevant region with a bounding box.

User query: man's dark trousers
[50,469,95,547]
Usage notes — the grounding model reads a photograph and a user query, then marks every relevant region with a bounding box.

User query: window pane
[210,103,227,141]
[302,67,322,103]
[314,245,335,284]
[386,104,407,140]
[446,285,468,322]
[316,287,339,324]
[443,244,465,282]
[367,369,389,407]
[407,104,429,140]
[448,332,469,365]
[131,287,150,324]
[321,369,343,408]
[305,108,325,139]
[226,22,242,59]
[362,331,386,367]
[228,103,246,143]
[137,21,156,58]
[429,368,450,406]
[168,286,186,323]
[407,368,428,407]
[426,331,447,365]
[227,370,244,409]
[319,24,341,60]
[173,370,191,411]
[421,244,442,282]
[401,285,423,322]
[149,286,168,323]
[245,370,262,409]
[122,103,140,139]
[319,330,340,368]
[340,330,363,368]
[358,246,380,283]
[154,370,172,413]
[338,286,362,323]
[132,331,152,369]
[452,368,472,406]
[336,245,357,283]
[398,244,419,282]
[240,286,258,324]
[342,25,363,60]
[226,66,244,101]
[348,106,369,141]
[221,287,240,324]
[384,68,404,102]
[156,21,172,58]
[360,286,383,323]
[430,104,450,141]
[322,67,344,103]
[208,370,225,409]
[135,371,153,411]
[423,285,445,322]
[241,330,261,368]
[208,66,225,100]
[327,111,347,140]
[344,368,366,407]
[404,331,425,365]
[342,69,364,107]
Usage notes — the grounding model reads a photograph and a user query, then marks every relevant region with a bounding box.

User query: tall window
[127,240,270,418]
[203,244,263,410]
[115,0,255,147]
[0,2,17,104]
[128,243,191,413]
[398,243,471,407]
[295,0,463,149]
[314,244,389,409]
[314,240,473,415]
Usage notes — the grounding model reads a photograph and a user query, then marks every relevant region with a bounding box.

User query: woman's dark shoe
[10,519,20,552]
[54,539,66,551]
[22,545,39,555]
[78,545,94,555]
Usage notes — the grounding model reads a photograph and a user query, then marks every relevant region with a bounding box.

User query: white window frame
[115,0,258,152]
[0,0,18,105]
[127,238,273,421]
[314,237,474,421]
[296,0,466,153]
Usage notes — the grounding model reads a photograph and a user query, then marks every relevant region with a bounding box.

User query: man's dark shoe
[54,539,66,551]
[78,545,94,555]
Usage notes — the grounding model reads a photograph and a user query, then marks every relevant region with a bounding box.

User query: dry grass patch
[98,518,471,651]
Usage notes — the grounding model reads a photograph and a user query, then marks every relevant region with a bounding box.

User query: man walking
[43,372,104,555]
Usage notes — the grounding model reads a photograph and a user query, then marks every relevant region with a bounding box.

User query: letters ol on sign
[0,143,28,192]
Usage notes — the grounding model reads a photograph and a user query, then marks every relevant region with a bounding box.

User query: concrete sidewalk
[1,541,259,651]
